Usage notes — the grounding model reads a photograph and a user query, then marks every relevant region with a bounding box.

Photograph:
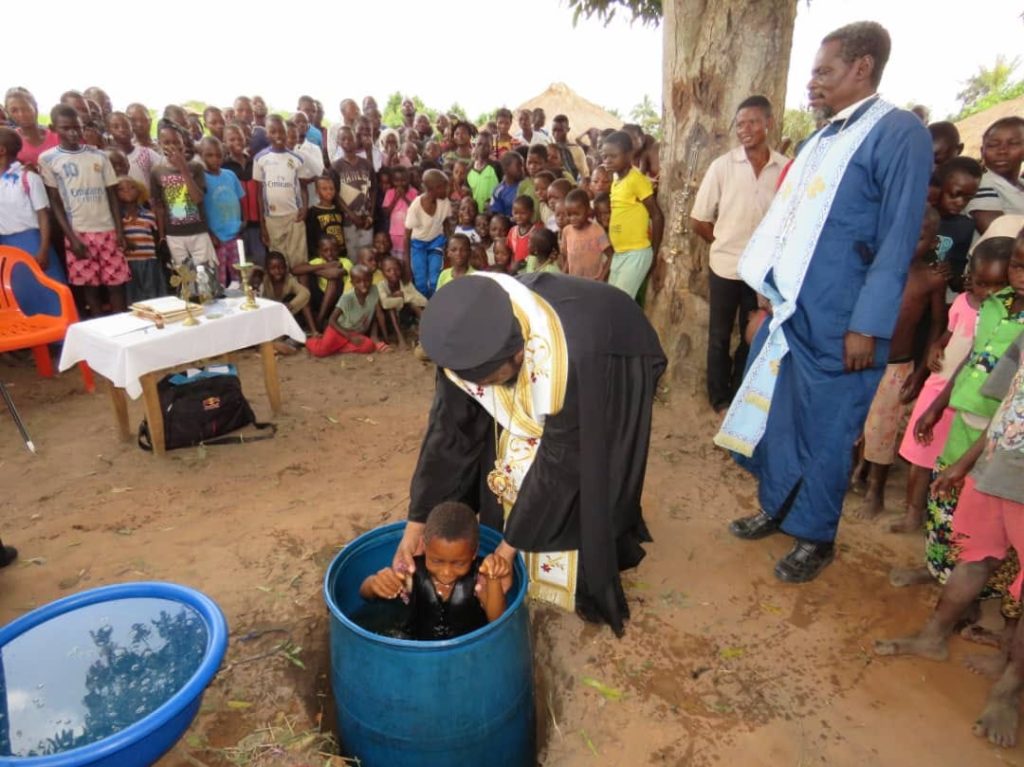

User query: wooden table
[59,298,304,456]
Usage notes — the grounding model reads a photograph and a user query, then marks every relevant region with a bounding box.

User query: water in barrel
[0,598,207,757]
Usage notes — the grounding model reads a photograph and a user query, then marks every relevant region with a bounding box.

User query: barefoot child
[405,169,451,298]
[891,239,1010,537]
[468,142,499,217]
[360,502,511,640]
[298,235,351,331]
[436,233,476,291]
[875,298,1024,749]
[382,166,417,262]
[305,174,346,262]
[858,207,947,521]
[306,264,390,356]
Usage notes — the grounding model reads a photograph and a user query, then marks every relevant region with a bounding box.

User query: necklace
[486,374,520,503]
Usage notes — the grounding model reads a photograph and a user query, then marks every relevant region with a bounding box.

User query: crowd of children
[4,83,1024,744]
[0,86,662,361]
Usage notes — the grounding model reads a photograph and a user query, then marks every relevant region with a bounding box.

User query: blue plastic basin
[0,582,228,767]
[324,522,536,767]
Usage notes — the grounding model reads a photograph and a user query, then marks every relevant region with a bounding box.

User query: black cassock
[409,273,666,635]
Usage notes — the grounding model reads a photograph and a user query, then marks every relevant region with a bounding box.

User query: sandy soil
[1,348,1020,766]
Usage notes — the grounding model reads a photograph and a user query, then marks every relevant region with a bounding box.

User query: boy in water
[361,502,511,640]
[39,105,129,316]
[875,232,1024,749]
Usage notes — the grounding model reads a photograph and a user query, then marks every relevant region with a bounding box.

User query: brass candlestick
[234,262,258,311]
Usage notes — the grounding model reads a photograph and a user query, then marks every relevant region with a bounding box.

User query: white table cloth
[58,297,304,398]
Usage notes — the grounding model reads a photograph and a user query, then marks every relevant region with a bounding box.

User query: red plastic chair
[0,245,94,392]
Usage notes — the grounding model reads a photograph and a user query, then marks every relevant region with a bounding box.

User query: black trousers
[706,270,758,410]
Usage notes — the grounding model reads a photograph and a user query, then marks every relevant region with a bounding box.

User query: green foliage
[956,55,1020,114]
[606,106,623,120]
[475,109,498,127]
[629,94,661,140]
[782,108,816,145]
[447,102,468,120]
[567,0,662,27]
[954,78,1024,121]
[381,91,439,128]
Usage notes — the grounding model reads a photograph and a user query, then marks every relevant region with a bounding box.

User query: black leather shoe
[729,511,781,540]
[774,540,835,583]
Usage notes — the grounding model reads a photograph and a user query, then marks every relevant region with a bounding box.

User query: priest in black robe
[392,272,665,636]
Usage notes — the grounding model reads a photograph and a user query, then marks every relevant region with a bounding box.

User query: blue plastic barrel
[0,582,228,767]
[323,522,535,767]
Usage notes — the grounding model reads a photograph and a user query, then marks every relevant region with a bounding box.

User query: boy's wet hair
[530,227,557,258]
[984,116,1024,141]
[513,195,535,213]
[565,188,590,209]
[424,501,479,549]
[934,157,983,186]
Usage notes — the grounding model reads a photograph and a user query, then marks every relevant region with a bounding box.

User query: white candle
[237,240,247,266]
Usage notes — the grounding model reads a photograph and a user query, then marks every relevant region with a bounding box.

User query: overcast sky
[7,0,1022,123]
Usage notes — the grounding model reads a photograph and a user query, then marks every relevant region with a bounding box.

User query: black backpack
[138,367,275,451]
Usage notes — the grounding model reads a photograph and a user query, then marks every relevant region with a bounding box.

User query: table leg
[259,341,283,414]
[139,372,165,456]
[108,383,131,442]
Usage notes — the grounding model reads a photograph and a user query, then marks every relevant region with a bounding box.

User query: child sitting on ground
[117,177,164,303]
[436,234,476,290]
[297,234,351,331]
[376,255,426,349]
[562,188,612,280]
[405,169,451,298]
[357,246,386,290]
[359,501,511,640]
[856,207,947,521]
[890,238,1009,537]
[306,264,390,356]
[524,228,561,274]
[256,251,319,351]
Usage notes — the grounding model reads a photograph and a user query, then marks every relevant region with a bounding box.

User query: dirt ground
[1,348,1021,766]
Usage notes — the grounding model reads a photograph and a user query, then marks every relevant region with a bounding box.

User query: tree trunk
[649,0,798,394]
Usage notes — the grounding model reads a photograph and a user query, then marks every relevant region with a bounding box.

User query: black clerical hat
[420,276,523,380]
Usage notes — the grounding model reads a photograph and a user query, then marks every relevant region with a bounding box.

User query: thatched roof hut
[955,95,1024,159]
[515,83,623,141]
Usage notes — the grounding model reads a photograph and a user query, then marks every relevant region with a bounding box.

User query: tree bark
[649,0,798,394]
